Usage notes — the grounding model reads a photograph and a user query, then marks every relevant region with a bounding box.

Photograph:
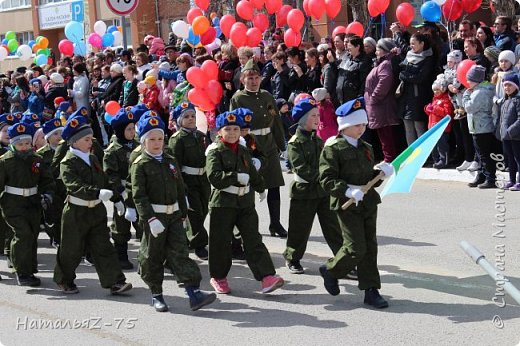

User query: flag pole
[341,171,385,210]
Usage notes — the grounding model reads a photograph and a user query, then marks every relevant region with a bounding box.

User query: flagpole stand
[341,171,385,210]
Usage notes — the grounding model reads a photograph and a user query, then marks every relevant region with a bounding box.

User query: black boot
[267,199,287,238]
[152,294,169,312]
[16,273,41,287]
[319,265,339,296]
[185,286,217,311]
[468,174,485,188]
[115,243,134,270]
[364,288,388,308]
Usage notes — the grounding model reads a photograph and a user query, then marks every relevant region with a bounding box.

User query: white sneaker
[467,161,480,172]
[456,161,471,171]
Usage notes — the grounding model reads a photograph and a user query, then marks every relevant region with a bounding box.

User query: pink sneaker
[261,275,284,293]
[210,278,231,294]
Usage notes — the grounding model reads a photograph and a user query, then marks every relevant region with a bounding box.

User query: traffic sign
[106,0,139,16]
[71,0,84,22]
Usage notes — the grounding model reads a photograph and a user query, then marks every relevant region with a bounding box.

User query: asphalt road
[0,172,519,345]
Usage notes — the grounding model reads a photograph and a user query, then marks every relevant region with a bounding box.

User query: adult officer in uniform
[230,59,287,238]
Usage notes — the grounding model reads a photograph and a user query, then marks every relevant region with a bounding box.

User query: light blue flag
[381,115,451,198]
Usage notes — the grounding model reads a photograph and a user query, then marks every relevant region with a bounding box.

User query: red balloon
[200,27,217,45]
[195,0,209,10]
[442,0,463,21]
[236,0,254,21]
[220,15,236,38]
[287,9,305,31]
[246,27,263,47]
[308,0,325,19]
[186,66,209,89]
[294,93,311,104]
[276,5,292,27]
[207,80,224,105]
[188,87,212,109]
[105,101,121,116]
[201,60,219,80]
[284,28,301,47]
[332,26,346,38]
[457,59,476,89]
[251,0,264,9]
[396,2,415,27]
[253,13,269,32]
[303,0,311,16]
[47,57,53,66]
[58,39,74,56]
[346,21,364,37]
[230,22,248,48]
[462,0,481,13]
[325,0,341,18]
[187,8,204,24]
[368,0,381,17]
[378,0,391,13]
[265,0,282,14]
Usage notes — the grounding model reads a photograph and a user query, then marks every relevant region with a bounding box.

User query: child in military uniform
[168,102,210,260]
[131,114,216,312]
[283,98,343,274]
[104,108,139,270]
[318,97,393,308]
[0,113,17,258]
[206,111,284,295]
[0,122,55,286]
[53,115,132,295]
[38,119,65,247]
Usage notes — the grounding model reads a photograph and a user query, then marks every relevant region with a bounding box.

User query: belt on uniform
[250,127,271,136]
[221,185,250,196]
[67,195,102,208]
[151,202,179,214]
[182,166,205,175]
[4,186,38,197]
[293,174,309,184]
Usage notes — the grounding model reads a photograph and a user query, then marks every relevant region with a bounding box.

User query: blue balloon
[104,112,114,125]
[215,26,222,38]
[74,42,86,56]
[65,21,84,43]
[107,25,118,34]
[27,40,36,48]
[2,39,7,45]
[35,54,47,66]
[212,17,220,26]
[102,33,115,47]
[187,27,200,45]
[420,1,441,23]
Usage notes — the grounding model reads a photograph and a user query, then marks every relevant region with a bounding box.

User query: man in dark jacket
[494,16,516,51]
[44,73,68,112]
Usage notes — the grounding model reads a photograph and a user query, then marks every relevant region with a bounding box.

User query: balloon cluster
[331,21,364,38]
[104,100,122,123]
[88,21,123,50]
[420,0,482,23]
[0,32,52,66]
[64,21,87,57]
[186,60,223,111]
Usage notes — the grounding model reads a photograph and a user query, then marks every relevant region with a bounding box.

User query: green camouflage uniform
[0,145,10,255]
[131,151,202,294]
[206,141,276,280]
[0,149,55,276]
[319,135,383,290]
[168,129,210,250]
[53,150,126,288]
[283,128,343,262]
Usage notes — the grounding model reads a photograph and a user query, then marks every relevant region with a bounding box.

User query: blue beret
[58,101,71,112]
[29,78,41,85]
[336,97,366,117]
[21,113,41,124]
[70,107,89,118]
[8,122,35,143]
[129,104,149,120]
[0,113,17,128]
[233,108,254,128]
[171,101,196,122]
[42,118,63,136]
[136,114,165,139]
[110,108,138,129]
[216,111,245,130]
[12,112,23,121]
[61,115,90,141]
[336,97,368,131]
[291,98,317,122]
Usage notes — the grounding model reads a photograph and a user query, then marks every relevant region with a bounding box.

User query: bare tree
[491,0,515,17]
[347,0,369,24]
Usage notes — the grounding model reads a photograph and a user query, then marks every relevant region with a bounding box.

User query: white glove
[345,185,364,206]
[239,136,247,147]
[237,173,250,186]
[258,191,267,202]
[98,189,113,201]
[375,162,395,179]
[252,158,261,171]
[148,218,165,238]
[114,201,125,216]
[124,208,137,222]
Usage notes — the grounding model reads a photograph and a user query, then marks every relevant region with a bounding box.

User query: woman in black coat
[397,33,436,145]
[302,48,322,93]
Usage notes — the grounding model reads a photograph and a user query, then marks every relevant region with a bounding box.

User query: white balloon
[0,46,7,61]
[112,31,123,46]
[16,44,32,61]
[171,20,190,39]
[433,0,446,5]
[214,38,222,47]
[94,20,107,36]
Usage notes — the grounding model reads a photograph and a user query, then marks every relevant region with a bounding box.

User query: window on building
[0,0,30,11]
[0,31,34,44]
[38,0,67,5]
